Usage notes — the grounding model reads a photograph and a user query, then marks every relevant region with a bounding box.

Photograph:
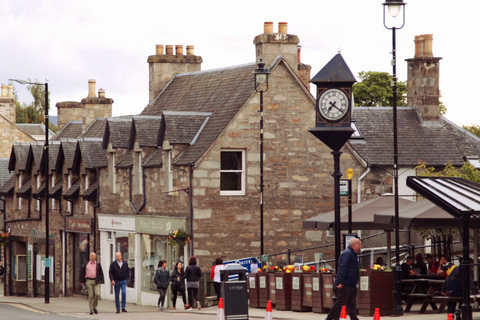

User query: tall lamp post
[382,0,406,316]
[9,79,50,304]
[347,168,353,234]
[253,59,270,257]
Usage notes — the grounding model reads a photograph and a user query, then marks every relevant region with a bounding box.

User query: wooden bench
[431,295,479,313]
[405,293,437,313]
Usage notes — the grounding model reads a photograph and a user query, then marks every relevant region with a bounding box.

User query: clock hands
[328,101,343,113]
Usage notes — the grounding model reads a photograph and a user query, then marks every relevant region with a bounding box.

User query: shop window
[141,234,167,292]
[13,255,27,281]
[220,150,245,195]
[115,231,135,288]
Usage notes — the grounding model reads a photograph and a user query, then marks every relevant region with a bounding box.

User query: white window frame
[84,175,89,214]
[51,175,55,209]
[135,151,143,195]
[67,174,71,212]
[165,150,173,193]
[36,175,41,211]
[220,149,246,196]
[111,153,117,194]
[18,174,22,210]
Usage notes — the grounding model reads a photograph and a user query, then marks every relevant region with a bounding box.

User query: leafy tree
[353,71,407,107]
[462,124,480,138]
[12,80,57,132]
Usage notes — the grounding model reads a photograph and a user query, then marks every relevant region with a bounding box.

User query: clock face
[318,89,349,121]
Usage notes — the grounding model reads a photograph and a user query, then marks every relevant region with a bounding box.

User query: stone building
[1,23,480,308]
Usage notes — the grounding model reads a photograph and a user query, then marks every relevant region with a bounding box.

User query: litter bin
[221,264,248,320]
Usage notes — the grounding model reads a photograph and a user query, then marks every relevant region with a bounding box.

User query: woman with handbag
[170,261,187,310]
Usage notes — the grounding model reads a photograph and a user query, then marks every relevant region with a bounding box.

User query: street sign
[340,180,349,196]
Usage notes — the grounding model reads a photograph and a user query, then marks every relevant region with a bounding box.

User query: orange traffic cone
[447,314,453,320]
[216,298,225,320]
[265,300,273,320]
[373,308,380,320]
[340,306,347,320]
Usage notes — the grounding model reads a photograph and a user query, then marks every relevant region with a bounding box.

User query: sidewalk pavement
[0,283,477,320]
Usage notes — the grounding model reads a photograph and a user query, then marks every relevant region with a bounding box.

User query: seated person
[370,256,384,270]
[426,254,440,275]
[414,252,427,275]
[401,256,417,279]
[437,255,456,279]
[441,258,477,314]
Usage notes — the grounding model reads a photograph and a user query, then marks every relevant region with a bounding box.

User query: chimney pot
[1,85,6,98]
[175,45,184,55]
[423,34,434,57]
[165,45,174,55]
[264,21,273,34]
[278,22,288,34]
[8,84,13,98]
[98,88,106,98]
[156,44,164,55]
[88,79,96,98]
[186,45,195,55]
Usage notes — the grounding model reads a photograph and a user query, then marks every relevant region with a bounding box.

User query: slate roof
[79,118,107,139]
[0,175,15,197]
[103,117,134,149]
[9,144,30,171]
[49,179,63,200]
[30,144,44,172]
[132,116,162,147]
[116,149,133,168]
[81,177,97,201]
[77,139,107,169]
[60,140,79,171]
[143,148,162,168]
[0,159,14,198]
[350,107,480,167]
[162,111,211,145]
[16,176,32,197]
[63,178,80,200]
[16,123,51,136]
[51,121,82,140]
[141,63,257,165]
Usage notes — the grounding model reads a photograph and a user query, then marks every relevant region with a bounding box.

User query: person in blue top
[324,237,361,320]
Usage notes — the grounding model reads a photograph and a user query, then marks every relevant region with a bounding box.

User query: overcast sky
[1,0,477,127]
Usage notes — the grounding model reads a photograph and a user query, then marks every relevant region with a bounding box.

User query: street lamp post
[253,59,270,257]
[9,79,50,304]
[382,0,406,316]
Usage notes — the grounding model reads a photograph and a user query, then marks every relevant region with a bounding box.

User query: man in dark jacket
[109,252,130,313]
[80,252,105,315]
[324,238,361,320]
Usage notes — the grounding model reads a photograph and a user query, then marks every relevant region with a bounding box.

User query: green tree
[12,80,57,132]
[462,124,480,138]
[353,71,408,107]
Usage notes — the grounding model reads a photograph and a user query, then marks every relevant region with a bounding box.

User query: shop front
[98,214,187,307]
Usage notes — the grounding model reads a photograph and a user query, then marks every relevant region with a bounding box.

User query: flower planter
[258,273,270,308]
[292,273,312,312]
[357,270,394,316]
[275,272,292,310]
[268,273,276,306]
[311,273,323,313]
[248,273,260,308]
[321,273,336,312]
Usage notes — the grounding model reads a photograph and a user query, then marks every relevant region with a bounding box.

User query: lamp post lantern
[9,79,50,304]
[253,59,270,257]
[382,0,406,315]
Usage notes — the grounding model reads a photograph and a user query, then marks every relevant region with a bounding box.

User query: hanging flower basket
[0,231,9,246]
[168,229,190,247]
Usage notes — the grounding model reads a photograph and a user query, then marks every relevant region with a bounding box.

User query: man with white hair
[324,237,361,320]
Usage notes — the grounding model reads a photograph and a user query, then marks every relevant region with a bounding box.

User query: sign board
[27,244,33,280]
[340,180,349,196]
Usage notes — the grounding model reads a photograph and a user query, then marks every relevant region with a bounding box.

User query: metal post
[461,218,473,320]
[348,178,352,234]
[332,151,342,272]
[260,89,264,256]
[44,82,50,304]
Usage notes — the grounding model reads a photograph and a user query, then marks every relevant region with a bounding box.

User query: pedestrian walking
[154,260,169,311]
[324,238,361,320]
[170,261,187,310]
[210,257,225,301]
[79,252,105,315]
[184,256,202,310]
[109,252,130,313]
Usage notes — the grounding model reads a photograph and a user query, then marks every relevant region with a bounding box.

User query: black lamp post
[382,0,406,315]
[253,59,270,257]
[9,79,50,304]
[347,168,353,234]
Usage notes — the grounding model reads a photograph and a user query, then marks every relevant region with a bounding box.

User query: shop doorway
[73,233,89,294]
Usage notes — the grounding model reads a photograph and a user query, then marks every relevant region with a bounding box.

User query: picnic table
[402,276,444,313]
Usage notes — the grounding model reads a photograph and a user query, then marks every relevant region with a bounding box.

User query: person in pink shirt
[80,252,105,315]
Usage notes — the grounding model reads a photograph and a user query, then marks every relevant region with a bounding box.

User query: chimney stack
[88,79,96,98]
[147,44,203,103]
[0,84,16,123]
[406,34,442,121]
